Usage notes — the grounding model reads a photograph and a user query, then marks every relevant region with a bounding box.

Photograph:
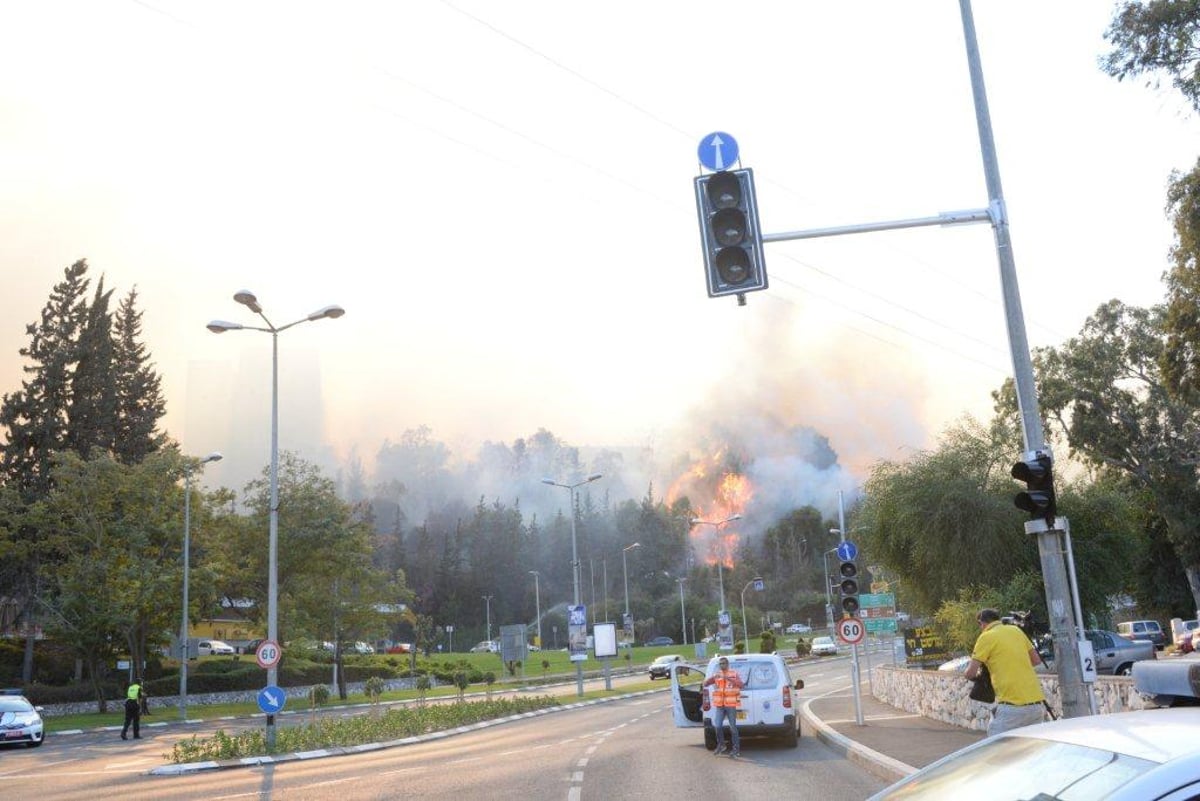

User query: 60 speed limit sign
[255,639,282,669]
[836,617,865,645]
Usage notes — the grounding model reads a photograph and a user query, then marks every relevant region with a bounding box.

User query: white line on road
[576,758,588,767]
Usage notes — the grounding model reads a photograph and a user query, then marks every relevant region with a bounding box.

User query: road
[0,654,890,800]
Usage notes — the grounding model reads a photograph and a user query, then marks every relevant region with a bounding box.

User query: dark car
[645,636,674,647]
[648,654,683,679]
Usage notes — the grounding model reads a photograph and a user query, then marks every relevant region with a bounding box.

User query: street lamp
[676,577,688,645]
[622,542,640,643]
[528,571,541,648]
[482,595,494,643]
[741,576,764,654]
[208,290,343,749]
[689,514,742,611]
[179,451,222,721]
[541,472,603,697]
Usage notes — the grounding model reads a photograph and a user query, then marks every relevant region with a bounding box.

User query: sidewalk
[800,680,985,784]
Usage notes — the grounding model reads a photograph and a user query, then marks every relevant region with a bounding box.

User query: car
[868,660,1200,800]
[240,638,264,655]
[811,636,838,656]
[669,652,805,749]
[1085,628,1156,675]
[648,654,683,680]
[1117,619,1166,650]
[785,623,812,634]
[645,636,674,647]
[469,640,499,653]
[527,643,541,652]
[1170,618,1200,649]
[197,639,235,656]
[0,694,44,747]
[351,641,375,655]
[385,643,412,654]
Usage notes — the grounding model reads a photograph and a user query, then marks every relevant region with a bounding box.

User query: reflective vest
[127,683,142,701]
[711,669,742,708]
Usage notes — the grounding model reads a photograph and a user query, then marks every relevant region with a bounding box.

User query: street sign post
[697,131,739,172]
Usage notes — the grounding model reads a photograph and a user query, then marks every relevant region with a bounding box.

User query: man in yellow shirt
[965,608,1045,736]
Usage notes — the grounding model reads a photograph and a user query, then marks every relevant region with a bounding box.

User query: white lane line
[576,758,588,767]
[571,771,584,782]
[567,788,581,801]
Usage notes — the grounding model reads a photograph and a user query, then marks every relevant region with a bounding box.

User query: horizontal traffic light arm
[761,208,992,243]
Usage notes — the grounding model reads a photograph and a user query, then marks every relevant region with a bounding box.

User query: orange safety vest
[711,669,742,708]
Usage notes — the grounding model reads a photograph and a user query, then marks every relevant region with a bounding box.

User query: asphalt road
[0,654,890,800]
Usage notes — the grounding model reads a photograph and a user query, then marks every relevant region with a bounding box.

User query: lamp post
[622,542,640,643]
[179,451,222,721]
[689,514,742,612]
[676,577,688,645]
[207,291,344,749]
[529,571,541,648]
[541,472,603,697]
[740,576,764,654]
[482,595,494,643]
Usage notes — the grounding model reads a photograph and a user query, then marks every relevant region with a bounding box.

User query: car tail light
[782,685,793,709]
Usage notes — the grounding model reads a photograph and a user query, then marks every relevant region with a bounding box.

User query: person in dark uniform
[121,679,143,740]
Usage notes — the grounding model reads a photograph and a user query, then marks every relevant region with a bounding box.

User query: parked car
[645,636,674,647]
[785,623,812,634]
[197,639,235,656]
[1085,629,1156,675]
[0,693,44,748]
[1170,617,1200,650]
[669,652,805,749]
[469,640,499,653]
[1116,619,1166,650]
[648,654,683,680]
[385,643,412,654]
[350,641,375,655]
[811,636,839,656]
[240,638,264,656]
[869,660,1200,800]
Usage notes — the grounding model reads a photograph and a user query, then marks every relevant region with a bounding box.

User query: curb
[150,688,662,775]
[799,692,916,785]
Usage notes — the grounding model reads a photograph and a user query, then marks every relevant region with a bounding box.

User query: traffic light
[838,560,860,616]
[1011,450,1056,525]
[694,168,768,299]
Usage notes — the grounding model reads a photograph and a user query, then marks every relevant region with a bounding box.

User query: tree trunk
[1186,564,1200,613]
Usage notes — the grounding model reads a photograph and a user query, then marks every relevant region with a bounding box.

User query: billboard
[568,604,588,662]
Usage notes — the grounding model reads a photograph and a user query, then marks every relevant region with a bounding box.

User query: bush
[795,638,811,657]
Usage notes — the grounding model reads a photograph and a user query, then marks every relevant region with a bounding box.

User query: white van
[668,653,804,750]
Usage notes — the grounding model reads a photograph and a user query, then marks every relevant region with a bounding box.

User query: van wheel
[783,722,798,748]
[704,728,717,750]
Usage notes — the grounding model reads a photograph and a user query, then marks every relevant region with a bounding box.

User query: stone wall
[39,676,430,718]
[870,664,1148,730]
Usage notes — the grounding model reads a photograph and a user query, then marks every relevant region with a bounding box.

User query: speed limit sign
[836,617,865,645]
[255,639,282,669]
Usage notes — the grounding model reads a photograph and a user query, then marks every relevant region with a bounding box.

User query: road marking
[576,757,588,767]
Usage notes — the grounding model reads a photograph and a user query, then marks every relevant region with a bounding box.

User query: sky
[1,1,1197,518]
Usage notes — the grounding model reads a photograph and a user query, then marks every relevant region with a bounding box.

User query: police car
[0,691,44,748]
[668,652,804,750]
[869,658,1200,800]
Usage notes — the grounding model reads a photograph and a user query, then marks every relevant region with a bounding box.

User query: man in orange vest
[704,656,744,757]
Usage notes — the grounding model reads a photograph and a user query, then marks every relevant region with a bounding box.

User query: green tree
[855,418,1034,613]
[110,288,167,464]
[1103,2,1200,113]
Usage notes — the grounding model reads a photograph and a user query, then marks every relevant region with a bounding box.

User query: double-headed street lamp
[208,290,344,749]
[179,451,222,721]
[529,571,541,648]
[541,472,603,697]
[740,576,764,654]
[676,577,688,645]
[689,514,742,611]
[482,595,494,643]
[622,542,640,641]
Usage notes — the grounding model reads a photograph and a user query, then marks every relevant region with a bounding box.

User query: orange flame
[667,452,754,569]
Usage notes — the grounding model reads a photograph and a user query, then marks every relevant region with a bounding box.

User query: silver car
[0,694,45,748]
[870,660,1200,800]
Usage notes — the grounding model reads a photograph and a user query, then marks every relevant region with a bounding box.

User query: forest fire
[666,450,754,569]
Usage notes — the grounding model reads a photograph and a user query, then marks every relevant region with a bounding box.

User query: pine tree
[0,259,90,499]
[110,288,166,463]
[65,277,116,458]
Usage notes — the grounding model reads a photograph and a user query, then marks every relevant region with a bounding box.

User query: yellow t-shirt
[971,622,1043,705]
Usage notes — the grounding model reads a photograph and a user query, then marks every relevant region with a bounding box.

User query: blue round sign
[697,131,739,172]
[836,541,858,562]
[257,685,286,715]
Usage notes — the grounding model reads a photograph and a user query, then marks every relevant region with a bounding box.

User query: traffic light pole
[838,493,864,726]
[738,1,1090,720]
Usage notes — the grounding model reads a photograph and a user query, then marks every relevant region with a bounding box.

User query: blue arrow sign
[697,131,739,172]
[836,541,858,562]
[257,685,286,715]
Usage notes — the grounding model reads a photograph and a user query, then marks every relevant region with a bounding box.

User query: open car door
[669,660,705,728]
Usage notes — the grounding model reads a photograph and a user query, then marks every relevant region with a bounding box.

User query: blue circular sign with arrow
[697,131,739,172]
[836,541,858,562]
